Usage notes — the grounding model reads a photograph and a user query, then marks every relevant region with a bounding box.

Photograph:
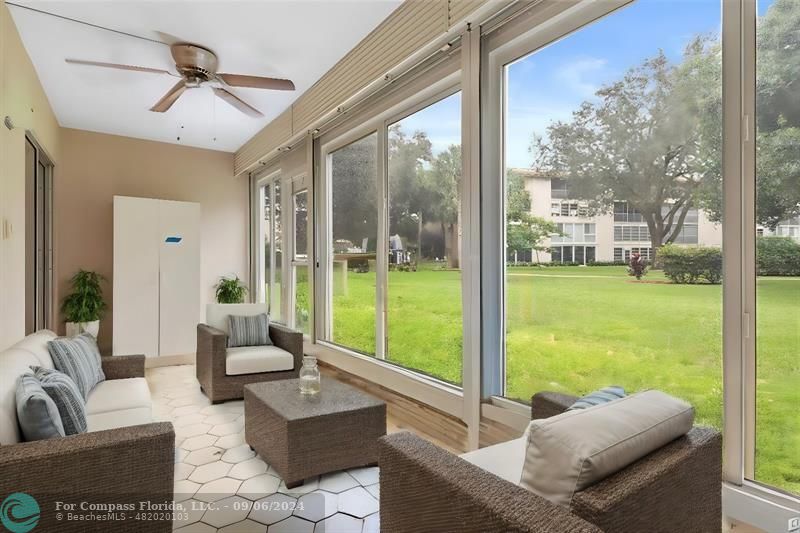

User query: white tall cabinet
[113,196,200,358]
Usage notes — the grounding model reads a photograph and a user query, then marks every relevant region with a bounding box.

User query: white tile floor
[147,365,380,533]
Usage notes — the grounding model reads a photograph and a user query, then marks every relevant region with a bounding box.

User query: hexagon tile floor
[148,365,381,533]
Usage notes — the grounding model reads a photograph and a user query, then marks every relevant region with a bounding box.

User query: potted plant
[215,276,248,304]
[62,270,107,337]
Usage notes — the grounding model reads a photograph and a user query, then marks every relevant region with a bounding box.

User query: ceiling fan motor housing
[171,43,218,83]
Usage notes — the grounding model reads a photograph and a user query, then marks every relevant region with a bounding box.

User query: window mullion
[376,125,388,360]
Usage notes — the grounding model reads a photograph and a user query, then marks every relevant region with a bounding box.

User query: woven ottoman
[244,377,386,488]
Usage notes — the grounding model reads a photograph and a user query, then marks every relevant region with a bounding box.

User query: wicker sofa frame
[196,323,303,403]
[379,391,722,533]
[0,355,175,532]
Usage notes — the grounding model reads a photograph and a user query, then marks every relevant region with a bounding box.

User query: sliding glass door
[752,0,799,496]
[25,135,53,334]
[492,0,724,430]
[326,132,379,355]
[257,174,283,323]
[318,81,464,386]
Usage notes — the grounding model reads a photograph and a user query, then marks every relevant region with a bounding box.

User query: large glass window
[753,0,799,495]
[293,190,310,335]
[502,0,724,436]
[258,177,283,322]
[328,132,378,355]
[386,92,463,385]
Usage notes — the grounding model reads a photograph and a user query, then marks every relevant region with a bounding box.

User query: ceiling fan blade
[213,88,263,118]
[150,81,187,113]
[218,73,295,91]
[153,30,185,45]
[66,58,173,75]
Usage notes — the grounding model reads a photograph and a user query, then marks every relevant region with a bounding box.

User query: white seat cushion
[87,407,152,432]
[461,436,527,485]
[85,378,152,415]
[225,345,294,376]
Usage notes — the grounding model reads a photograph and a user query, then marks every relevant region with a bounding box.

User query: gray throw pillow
[567,386,626,411]
[31,366,87,435]
[47,333,105,400]
[228,313,273,347]
[16,373,66,441]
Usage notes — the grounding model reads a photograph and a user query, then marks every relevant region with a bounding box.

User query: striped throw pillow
[31,366,87,435]
[568,386,626,411]
[47,333,105,400]
[228,313,273,348]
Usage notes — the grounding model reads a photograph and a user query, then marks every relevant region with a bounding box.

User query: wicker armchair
[379,391,722,533]
[196,322,303,403]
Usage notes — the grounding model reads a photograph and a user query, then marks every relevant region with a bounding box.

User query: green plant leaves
[61,270,106,323]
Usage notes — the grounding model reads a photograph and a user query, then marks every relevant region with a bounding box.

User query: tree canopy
[529,0,799,258]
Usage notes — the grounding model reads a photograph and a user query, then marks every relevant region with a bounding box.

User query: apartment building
[512,168,721,264]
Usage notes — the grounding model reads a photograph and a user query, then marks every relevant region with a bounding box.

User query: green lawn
[331,264,799,493]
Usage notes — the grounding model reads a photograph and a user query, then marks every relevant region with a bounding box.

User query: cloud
[554,57,608,98]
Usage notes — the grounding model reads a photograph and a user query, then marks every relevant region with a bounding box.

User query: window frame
[481,0,633,399]
[316,76,464,387]
[252,169,287,323]
[289,180,310,334]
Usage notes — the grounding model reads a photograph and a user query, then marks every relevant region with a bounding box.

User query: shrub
[757,236,800,276]
[660,245,722,284]
[627,254,648,280]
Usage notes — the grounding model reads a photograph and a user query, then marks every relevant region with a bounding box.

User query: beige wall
[0,1,62,350]
[56,128,247,354]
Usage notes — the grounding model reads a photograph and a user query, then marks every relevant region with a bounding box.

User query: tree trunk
[648,224,665,268]
[444,222,460,269]
[417,212,423,265]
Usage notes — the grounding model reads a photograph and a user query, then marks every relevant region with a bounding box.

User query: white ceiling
[9,0,401,152]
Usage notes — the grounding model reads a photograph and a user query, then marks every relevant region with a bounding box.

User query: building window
[613,201,644,222]
[552,223,595,244]
[551,200,588,217]
[550,178,569,199]
[614,225,650,242]
[551,245,596,265]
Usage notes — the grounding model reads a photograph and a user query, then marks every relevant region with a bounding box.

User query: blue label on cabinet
[165,236,182,243]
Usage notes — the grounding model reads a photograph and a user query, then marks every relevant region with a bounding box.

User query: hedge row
[507,261,627,267]
[659,245,722,284]
[757,236,800,276]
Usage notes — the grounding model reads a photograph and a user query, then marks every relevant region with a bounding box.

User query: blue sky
[390,0,775,168]
[505,0,724,168]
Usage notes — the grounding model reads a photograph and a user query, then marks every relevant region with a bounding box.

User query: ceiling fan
[65,41,295,118]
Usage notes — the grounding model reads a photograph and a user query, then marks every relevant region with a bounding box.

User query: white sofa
[0,330,175,532]
[0,330,153,444]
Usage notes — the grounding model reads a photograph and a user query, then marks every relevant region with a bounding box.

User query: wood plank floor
[319,362,523,455]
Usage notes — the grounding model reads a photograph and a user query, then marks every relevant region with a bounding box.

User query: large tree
[531,47,717,263]
[695,0,800,229]
[429,144,461,268]
[388,125,463,267]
